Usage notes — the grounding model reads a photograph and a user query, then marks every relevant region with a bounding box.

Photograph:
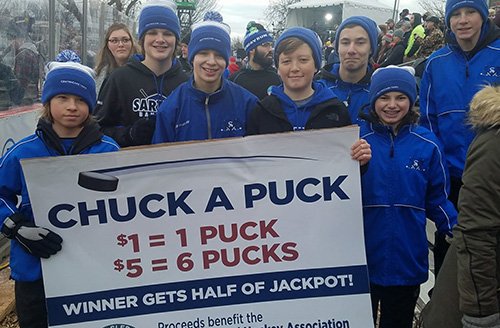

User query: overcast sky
[217,0,425,38]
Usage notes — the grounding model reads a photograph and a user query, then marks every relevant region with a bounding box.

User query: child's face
[374,91,410,129]
[50,94,89,137]
[277,43,316,96]
[143,28,176,63]
[449,7,483,49]
[192,49,226,93]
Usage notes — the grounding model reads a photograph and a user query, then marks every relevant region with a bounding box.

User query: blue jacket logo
[480,66,500,77]
[221,119,243,132]
[406,159,426,172]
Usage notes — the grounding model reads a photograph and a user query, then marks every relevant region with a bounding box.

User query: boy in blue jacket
[152,11,258,143]
[419,0,500,276]
[0,60,119,328]
[359,66,457,328]
[317,16,379,125]
[246,26,371,166]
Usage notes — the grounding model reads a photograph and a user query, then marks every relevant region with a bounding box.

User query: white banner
[23,127,373,328]
[0,106,41,157]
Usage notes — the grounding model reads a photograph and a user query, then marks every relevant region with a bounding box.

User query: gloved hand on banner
[1,213,63,258]
[128,117,156,145]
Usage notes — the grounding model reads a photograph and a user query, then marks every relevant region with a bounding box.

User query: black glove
[128,117,156,146]
[1,213,63,259]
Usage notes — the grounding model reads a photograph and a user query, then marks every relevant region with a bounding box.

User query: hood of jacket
[36,118,104,155]
[18,41,38,54]
[126,58,184,78]
[447,20,500,58]
[318,63,372,88]
[269,80,336,110]
[469,86,500,130]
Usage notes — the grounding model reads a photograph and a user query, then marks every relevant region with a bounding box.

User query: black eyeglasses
[108,38,131,45]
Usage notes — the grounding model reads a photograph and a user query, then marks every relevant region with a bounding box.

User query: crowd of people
[0,16,42,110]
[1,0,500,327]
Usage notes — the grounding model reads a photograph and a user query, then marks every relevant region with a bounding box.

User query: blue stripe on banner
[47,265,369,326]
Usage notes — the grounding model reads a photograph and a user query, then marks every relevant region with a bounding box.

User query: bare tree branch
[191,0,219,23]
[105,0,219,27]
[106,0,140,17]
[231,35,243,51]
[107,0,123,12]
[264,0,301,34]
[57,0,82,23]
[125,0,140,16]
[418,0,446,18]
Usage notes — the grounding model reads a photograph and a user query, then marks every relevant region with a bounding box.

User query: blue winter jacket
[152,77,258,143]
[360,121,457,286]
[318,63,372,125]
[0,120,119,282]
[419,23,500,179]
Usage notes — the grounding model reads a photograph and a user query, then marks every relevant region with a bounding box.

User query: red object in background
[228,56,240,76]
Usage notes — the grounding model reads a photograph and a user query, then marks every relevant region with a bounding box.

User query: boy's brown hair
[40,103,93,126]
[275,37,307,67]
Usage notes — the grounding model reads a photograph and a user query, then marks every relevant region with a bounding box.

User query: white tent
[286,0,393,31]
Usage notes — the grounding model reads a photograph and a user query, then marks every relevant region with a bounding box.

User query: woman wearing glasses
[94,23,139,94]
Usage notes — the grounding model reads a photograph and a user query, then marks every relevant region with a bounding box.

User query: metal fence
[0,0,135,112]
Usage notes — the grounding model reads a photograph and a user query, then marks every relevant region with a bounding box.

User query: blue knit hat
[188,11,231,67]
[445,0,488,28]
[335,16,379,59]
[42,62,97,112]
[138,0,180,40]
[274,27,323,71]
[369,65,417,110]
[243,21,274,54]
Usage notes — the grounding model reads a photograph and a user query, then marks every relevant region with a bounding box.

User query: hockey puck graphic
[77,155,315,193]
[78,171,119,192]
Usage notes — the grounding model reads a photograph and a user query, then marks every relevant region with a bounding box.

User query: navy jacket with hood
[246,81,351,135]
[0,119,119,282]
[152,76,258,143]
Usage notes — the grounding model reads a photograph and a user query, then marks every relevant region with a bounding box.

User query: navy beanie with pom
[335,16,379,59]
[138,0,180,40]
[42,61,97,112]
[445,0,488,28]
[369,65,417,110]
[188,11,231,66]
[274,27,323,71]
[243,21,274,54]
